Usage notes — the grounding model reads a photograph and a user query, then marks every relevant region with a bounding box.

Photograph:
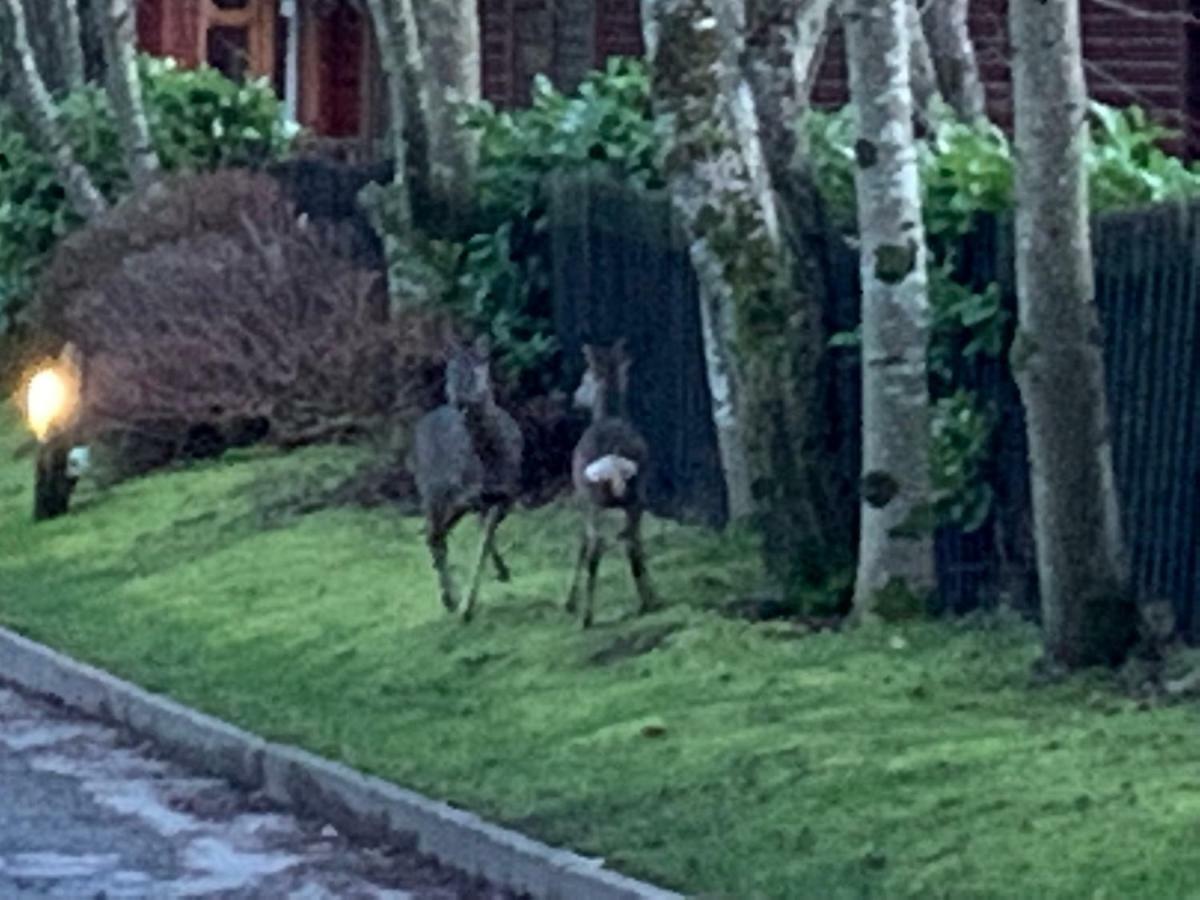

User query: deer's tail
[583,454,639,499]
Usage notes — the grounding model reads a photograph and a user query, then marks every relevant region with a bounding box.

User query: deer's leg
[483,506,512,582]
[427,517,459,613]
[463,506,502,624]
[582,508,605,629]
[624,506,658,615]
[564,504,597,619]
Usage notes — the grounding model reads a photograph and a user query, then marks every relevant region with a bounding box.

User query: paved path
[0,685,513,899]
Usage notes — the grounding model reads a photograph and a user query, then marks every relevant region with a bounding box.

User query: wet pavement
[0,684,512,899]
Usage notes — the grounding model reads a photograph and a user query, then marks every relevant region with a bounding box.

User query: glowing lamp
[23,357,81,444]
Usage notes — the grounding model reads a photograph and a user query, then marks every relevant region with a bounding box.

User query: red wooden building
[134,0,1200,157]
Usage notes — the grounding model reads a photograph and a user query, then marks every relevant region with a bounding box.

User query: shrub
[60,186,449,480]
[0,55,294,336]
[384,57,662,395]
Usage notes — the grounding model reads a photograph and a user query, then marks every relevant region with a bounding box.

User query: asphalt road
[0,684,512,899]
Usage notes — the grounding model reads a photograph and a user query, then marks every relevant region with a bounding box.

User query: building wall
[815,0,1187,135]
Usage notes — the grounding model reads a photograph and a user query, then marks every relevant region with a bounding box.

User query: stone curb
[0,626,685,900]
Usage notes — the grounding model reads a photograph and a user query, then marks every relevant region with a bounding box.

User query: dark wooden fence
[546,171,1200,637]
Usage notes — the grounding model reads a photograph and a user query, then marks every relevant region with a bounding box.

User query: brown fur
[411,338,522,622]
[565,341,658,627]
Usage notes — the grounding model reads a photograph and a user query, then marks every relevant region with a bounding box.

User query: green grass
[3,409,1200,899]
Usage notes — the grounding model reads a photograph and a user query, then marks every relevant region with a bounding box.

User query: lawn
[2,407,1200,899]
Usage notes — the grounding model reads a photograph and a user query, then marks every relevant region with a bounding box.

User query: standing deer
[411,337,522,622]
[566,339,658,627]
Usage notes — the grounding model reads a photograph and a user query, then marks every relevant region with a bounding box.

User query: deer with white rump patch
[566,340,658,627]
[411,337,522,622]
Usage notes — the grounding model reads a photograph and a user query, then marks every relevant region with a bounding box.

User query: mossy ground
[2,409,1199,899]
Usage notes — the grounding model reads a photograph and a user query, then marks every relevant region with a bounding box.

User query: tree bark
[1009,0,1135,667]
[50,0,87,93]
[743,0,834,175]
[646,0,849,592]
[410,0,480,231]
[843,0,935,617]
[924,0,985,123]
[93,0,160,189]
[0,0,107,219]
[906,0,940,128]
[363,0,415,228]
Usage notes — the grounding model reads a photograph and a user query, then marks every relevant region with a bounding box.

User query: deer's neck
[592,382,626,422]
[462,400,503,438]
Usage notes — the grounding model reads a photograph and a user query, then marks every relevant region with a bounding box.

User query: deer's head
[444,335,494,408]
[574,339,631,418]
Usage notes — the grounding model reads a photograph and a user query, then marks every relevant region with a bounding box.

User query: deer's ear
[612,337,629,360]
[473,333,492,358]
[582,344,597,367]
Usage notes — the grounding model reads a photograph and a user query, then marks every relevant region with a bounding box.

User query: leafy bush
[813,101,1200,536]
[930,391,995,532]
[807,101,1200,240]
[0,55,294,335]
[446,57,661,392]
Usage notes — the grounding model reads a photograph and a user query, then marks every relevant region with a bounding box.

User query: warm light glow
[25,366,78,442]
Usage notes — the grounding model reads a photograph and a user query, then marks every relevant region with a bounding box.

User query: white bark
[94,0,160,189]
[924,0,986,122]
[51,0,86,93]
[0,0,107,219]
[843,0,934,615]
[364,0,415,226]
[906,0,940,126]
[1010,0,1134,666]
[411,0,480,225]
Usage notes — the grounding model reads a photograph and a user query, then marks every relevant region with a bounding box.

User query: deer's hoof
[496,569,512,584]
[581,612,593,630]
[441,595,459,614]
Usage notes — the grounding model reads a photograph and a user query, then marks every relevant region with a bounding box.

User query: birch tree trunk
[93,0,160,189]
[364,0,415,228]
[411,0,480,231]
[646,0,850,591]
[843,0,935,617]
[743,0,834,175]
[0,0,107,219]
[925,0,985,122]
[50,0,86,93]
[906,0,940,128]
[1009,0,1136,667]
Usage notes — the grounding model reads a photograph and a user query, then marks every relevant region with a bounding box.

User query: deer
[565,339,659,627]
[411,337,523,623]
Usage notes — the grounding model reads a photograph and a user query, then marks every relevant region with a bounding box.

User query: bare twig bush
[62,206,452,480]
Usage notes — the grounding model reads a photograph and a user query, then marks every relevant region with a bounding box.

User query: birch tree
[843,0,935,617]
[93,0,160,188]
[1009,0,1136,667]
[50,0,86,93]
[645,0,850,592]
[0,0,107,219]
[364,0,416,226]
[906,0,940,127]
[924,0,985,122]
[366,0,477,233]
[410,0,480,229]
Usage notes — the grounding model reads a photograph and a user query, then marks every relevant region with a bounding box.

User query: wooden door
[200,0,277,82]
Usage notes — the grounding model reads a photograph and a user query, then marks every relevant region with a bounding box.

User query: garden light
[25,365,79,443]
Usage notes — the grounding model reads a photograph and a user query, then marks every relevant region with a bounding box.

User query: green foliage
[445,57,661,389]
[806,101,1200,240]
[0,55,294,335]
[927,262,1009,387]
[1087,104,1200,211]
[931,390,994,532]
[811,101,1200,538]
